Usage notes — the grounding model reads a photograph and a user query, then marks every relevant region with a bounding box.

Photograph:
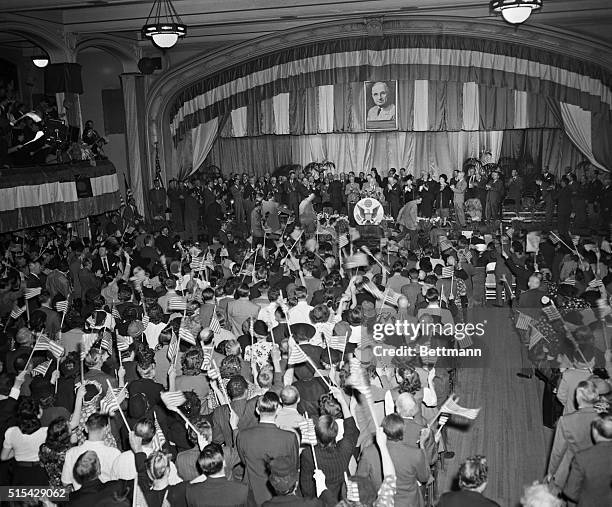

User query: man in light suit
[547,380,599,488]
[451,170,467,227]
[237,392,299,506]
[226,284,261,336]
[564,412,612,507]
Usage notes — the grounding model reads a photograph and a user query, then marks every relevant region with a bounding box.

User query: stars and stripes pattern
[161,391,187,410]
[81,333,98,360]
[328,335,347,352]
[33,335,64,358]
[111,307,121,319]
[588,278,603,289]
[32,359,52,377]
[542,305,562,322]
[200,346,214,371]
[549,233,560,245]
[455,334,473,349]
[100,387,124,415]
[142,316,150,329]
[55,300,69,313]
[100,332,113,353]
[178,325,196,346]
[209,313,222,333]
[10,305,26,319]
[287,339,308,365]
[338,234,349,250]
[571,235,580,246]
[167,331,179,363]
[515,312,533,330]
[440,394,480,420]
[169,297,187,311]
[152,412,166,451]
[343,253,369,269]
[116,334,132,352]
[190,257,205,271]
[441,265,454,278]
[24,287,42,299]
[298,419,317,446]
[529,327,546,349]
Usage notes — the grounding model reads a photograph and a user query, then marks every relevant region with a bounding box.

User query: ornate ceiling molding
[75,35,140,73]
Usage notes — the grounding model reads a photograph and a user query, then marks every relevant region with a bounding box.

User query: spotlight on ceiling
[32,54,49,68]
[490,0,543,25]
[142,0,187,49]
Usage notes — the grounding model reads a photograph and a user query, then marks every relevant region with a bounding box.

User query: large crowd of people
[0,158,611,507]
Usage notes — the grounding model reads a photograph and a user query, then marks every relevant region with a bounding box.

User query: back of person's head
[86,413,108,434]
[592,411,612,441]
[268,456,299,496]
[146,451,171,481]
[16,397,41,435]
[181,391,201,418]
[74,450,101,485]
[458,455,488,491]
[224,339,241,357]
[575,379,599,407]
[257,367,274,389]
[226,375,248,400]
[45,417,71,451]
[181,348,203,376]
[382,414,404,442]
[280,386,299,406]
[0,373,12,396]
[396,392,419,418]
[268,287,281,303]
[220,355,242,378]
[318,393,342,419]
[201,287,215,302]
[294,285,308,300]
[257,391,280,416]
[315,414,338,448]
[236,283,250,298]
[134,418,155,445]
[520,481,564,507]
[197,443,224,476]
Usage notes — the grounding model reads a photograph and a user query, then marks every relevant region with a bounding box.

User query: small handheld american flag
[328,335,347,352]
[142,315,150,329]
[24,287,42,300]
[169,297,187,311]
[287,339,308,365]
[99,332,113,353]
[200,346,214,371]
[529,327,545,349]
[179,326,196,346]
[167,331,179,363]
[152,412,167,451]
[515,312,533,330]
[190,257,205,271]
[343,253,369,269]
[10,305,26,319]
[81,333,98,360]
[100,387,125,415]
[32,359,52,377]
[161,391,187,410]
[440,394,480,420]
[209,313,222,333]
[55,300,69,313]
[542,305,562,322]
[298,419,317,446]
[345,473,360,502]
[34,336,65,359]
[338,234,349,250]
[116,334,132,352]
[441,265,454,278]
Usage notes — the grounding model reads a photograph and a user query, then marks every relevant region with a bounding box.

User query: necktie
[377,107,382,117]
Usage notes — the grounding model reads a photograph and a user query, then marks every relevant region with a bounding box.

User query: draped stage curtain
[206,130,507,177]
[500,129,584,176]
[190,118,219,177]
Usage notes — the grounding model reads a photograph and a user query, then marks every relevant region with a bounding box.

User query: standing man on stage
[485,170,504,222]
[451,170,467,227]
[384,175,401,219]
[148,178,167,223]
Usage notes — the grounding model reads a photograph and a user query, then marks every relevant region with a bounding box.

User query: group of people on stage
[0,157,611,506]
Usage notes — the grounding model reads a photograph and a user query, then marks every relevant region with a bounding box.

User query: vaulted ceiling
[1,0,612,55]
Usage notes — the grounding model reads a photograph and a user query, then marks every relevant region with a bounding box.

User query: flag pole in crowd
[105,379,130,428]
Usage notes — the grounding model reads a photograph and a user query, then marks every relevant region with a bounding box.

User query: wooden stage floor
[437,306,553,507]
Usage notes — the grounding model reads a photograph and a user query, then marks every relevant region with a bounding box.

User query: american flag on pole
[343,253,369,269]
[100,387,124,415]
[33,336,64,358]
[542,305,562,322]
[32,359,52,377]
[142,316,150,330]
[515,312,533,330]
[10,305,26,319]
[200,346,214,371]
[178,325,196,346]
[190,257,205,271]
[455,333,473,349]
[111,307,121,320]
[55,300,69,313]
[440,394,480,420]
[549,233,560,245]
[24,287,42,299]
[562,278,576,286]
[288,339,308,365]
[529,327,546,349]
[152,412,166,451]
[298,419,317,446]
[441,265,454,278]
[328,335,347,352]
[167,331,179,363]
[588,278,603,289]
[81,333,98,360]
[345,476,361,503]
[99,332,113,353]
[209,313,222,333]
[571,235,580,246]
[161,391,187,410]
[338,234,349,250]
[116,334,132,352]
[169,296,187,311]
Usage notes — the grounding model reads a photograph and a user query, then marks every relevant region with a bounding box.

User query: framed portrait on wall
[364,80,398,131]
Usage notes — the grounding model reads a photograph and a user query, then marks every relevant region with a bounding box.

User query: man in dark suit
[564,412,612,507]
[211,375,259,448]
[236,392,299,506]
[437,455,500,506]
[384,176,402,219]
[66,451,127,507]
[30,290,61,339]
[263,456,323,506]
[557,176,573,238]
[186,443,256,507]
[92,245,120,277]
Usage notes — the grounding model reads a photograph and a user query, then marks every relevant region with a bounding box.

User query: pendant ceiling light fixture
[32,54,50,68]
[142,0,187,49]
[490,0,543,25]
